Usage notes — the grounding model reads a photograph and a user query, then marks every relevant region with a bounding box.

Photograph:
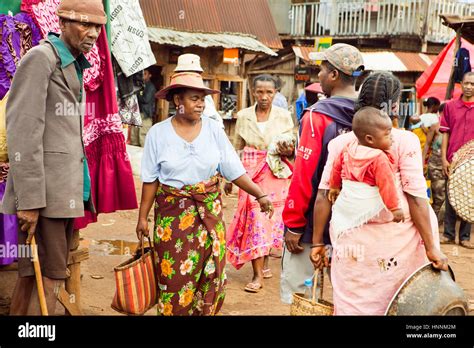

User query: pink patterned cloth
[226,147,291,269]
[319,129,440,315]
[74,29,137,230]
[20,0,104,92]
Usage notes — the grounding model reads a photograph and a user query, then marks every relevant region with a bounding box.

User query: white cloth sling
[330,180,386,240]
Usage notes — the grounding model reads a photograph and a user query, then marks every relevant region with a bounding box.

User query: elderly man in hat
[3,0,106,315]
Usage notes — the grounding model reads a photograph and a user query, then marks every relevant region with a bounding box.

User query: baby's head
[352,106,393,151]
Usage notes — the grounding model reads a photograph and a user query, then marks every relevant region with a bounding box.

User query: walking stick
[31,236,49,316]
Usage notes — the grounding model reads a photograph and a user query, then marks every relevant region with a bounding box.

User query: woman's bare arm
[136,181,159,238]
[406,194,448,271]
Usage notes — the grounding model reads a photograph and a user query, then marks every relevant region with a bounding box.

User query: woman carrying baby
[310,72,448,315]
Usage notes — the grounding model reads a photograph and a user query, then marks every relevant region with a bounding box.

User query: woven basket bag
[448,140,474,223]
[290,268,334,316]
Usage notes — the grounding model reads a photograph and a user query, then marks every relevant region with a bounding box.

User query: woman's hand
[257,196,274,219]
[426,247,449,271]
[309,245,329,269]
[276,142,295,157]
[136,218,149,240]
[224,182,233,195]
[442,159,451,178]
[327,188,340,204]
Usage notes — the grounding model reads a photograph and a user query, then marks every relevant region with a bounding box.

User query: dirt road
[79,177,290,315]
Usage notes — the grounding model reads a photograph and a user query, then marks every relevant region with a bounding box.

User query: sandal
[244,282,263,293]
[262,268,273,279]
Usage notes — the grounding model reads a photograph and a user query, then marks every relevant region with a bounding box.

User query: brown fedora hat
[156,72,220,100]
[57,0,107,25]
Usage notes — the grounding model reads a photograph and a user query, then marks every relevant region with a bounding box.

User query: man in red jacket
[280,44,364,303]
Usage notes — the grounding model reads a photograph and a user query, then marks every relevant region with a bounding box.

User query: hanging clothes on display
[0,0,22,15]
[113,56,144,126]
[0,160,17,266]
[109,0,156,77]
[454,47,472,84]
[21,0,104,92]
[74,28,137,229]
[0,12,39,265]
[0,12,41,99]
[0,93,18,266]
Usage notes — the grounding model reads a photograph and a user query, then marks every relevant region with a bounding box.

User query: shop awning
[293,46,436,72]
[148,27,277,56]
[440,15,474,44]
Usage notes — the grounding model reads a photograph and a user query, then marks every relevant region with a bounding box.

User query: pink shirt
[439,97,474,162]
[329,140,400,211]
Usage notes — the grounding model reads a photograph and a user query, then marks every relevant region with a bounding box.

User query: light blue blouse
[141,117,246,188]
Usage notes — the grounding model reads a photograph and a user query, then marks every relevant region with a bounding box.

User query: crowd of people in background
[126,46,473,314]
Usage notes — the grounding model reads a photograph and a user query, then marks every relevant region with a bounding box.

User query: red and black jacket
[282,97,356,244]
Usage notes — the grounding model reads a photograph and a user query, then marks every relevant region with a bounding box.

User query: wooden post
[62,231,89,315]
[445,29,462,101]
[421,0,431,53]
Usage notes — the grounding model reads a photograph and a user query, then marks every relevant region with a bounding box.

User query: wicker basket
[448,140,474,224]
[290,269,334,316]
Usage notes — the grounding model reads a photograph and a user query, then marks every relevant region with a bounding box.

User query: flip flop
[262,268,273,279]
[244,282,263,293]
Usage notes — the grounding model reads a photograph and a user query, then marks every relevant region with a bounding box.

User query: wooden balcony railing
[290,0,474,43]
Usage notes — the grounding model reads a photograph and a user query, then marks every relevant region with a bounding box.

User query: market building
[139,0,282,140]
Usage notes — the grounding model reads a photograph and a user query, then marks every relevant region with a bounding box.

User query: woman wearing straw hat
[136,71,273,316]
[173,53,224,129]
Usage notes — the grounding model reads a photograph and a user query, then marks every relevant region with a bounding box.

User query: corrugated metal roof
[394,52,438,72]
[139,0,283,49]
[293,46,436,72]
[148,28,277,56]
[362,52,407,71]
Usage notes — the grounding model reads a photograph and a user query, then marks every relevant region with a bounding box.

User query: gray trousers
[280,242,332,304]
[130,117,153,147]
[280,242,315,304]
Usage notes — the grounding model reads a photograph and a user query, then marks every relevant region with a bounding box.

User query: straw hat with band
[56,0,107,25]
[156,72,220,101]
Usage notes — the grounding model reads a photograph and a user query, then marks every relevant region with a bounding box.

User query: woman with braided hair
[355,71,402,127]
[310,72,447,315]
